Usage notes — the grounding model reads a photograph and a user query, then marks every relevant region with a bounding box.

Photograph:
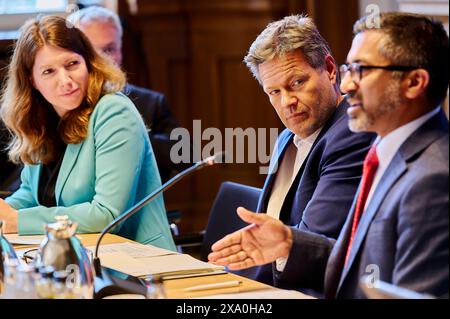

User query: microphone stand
[92,153,224,299]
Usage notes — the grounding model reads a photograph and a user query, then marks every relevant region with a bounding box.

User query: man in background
[0,125,20,195]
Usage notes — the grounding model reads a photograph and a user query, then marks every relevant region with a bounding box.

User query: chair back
[200,181,261,261]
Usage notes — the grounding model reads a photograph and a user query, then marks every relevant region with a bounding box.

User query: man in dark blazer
[250,101,374,289]
[209,13,449,299]
[67,6,187,182]
[230,15,375,291]
[123,83,181,181]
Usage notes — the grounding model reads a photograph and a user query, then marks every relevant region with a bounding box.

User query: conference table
[8,233,311,299]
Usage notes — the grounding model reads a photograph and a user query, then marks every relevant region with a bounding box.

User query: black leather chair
[199,181,261,261]
[175,181,260,262]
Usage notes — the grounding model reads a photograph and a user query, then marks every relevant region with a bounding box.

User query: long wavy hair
[0,15,126,165]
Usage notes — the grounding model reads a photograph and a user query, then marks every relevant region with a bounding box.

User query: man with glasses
[209,12,449,298]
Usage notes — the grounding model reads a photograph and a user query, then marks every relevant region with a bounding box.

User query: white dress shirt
[265,128,322,271]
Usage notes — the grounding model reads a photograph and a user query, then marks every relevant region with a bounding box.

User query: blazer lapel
[323,185,359,298]
[55,142,83,204]
[32,165,43,203]
[286,101,351,225]
[337,155,407,290]
[256,131,293,212]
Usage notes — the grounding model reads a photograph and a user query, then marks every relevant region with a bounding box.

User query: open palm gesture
[208,207,293,270]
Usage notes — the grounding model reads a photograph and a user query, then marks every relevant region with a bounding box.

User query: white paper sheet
[98,251,224,278]
[98,251,147,276]
[86,242,176,258]
[136,254,224,277]
[5,234,46,245]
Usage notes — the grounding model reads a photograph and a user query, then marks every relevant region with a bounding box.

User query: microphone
[92,152,225,298]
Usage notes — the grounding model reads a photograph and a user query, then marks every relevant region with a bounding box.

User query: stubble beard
[348,80,403,133]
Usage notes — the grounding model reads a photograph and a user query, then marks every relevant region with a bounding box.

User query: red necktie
[344,145,379,265]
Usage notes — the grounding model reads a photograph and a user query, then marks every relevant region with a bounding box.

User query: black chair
[173,181,262,258]
[199,181,262,261]
[0,164,18,199]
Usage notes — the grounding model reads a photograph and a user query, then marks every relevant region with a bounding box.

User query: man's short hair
[244,14,333,84]
[67,6,123,38]
[354,12,449,107]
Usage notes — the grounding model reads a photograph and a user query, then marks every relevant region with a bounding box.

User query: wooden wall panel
[285,0,360,65]
[184,5,286,231]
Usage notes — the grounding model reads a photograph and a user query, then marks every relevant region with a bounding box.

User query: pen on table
[184,280,242,292]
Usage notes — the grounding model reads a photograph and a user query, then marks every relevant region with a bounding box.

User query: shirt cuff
[275,256,288,272]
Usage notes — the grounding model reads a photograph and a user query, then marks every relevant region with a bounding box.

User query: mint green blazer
[6,93,176,251]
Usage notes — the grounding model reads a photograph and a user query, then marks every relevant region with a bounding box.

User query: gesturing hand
[208,207,293,270]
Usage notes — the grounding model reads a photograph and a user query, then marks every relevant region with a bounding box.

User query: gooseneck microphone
[92,152,225,298]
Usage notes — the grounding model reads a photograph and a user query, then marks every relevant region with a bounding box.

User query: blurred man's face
[259,50,339,138]
[79,20,122,65]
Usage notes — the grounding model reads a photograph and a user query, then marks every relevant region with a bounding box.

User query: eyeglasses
[339,63,419,84]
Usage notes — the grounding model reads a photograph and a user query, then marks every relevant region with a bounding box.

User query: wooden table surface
[8,233,273,299]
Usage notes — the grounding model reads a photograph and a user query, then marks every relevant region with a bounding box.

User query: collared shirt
[266,128,322,271]
[365,107,441,210]
[266,128,322,219]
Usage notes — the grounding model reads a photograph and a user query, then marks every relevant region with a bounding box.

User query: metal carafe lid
[45,215,78,239]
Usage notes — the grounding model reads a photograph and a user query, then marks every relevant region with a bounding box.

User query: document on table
[5,234,47,245]
[85,242,176,258]
[97,251,224,278]
[136,254,225,277]
[5,234,84,246]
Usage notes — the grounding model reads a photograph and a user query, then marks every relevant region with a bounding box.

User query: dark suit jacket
[276,110,449,298]
[124,83,188,182]
[0,122,21,194]
[236,99,375,289]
